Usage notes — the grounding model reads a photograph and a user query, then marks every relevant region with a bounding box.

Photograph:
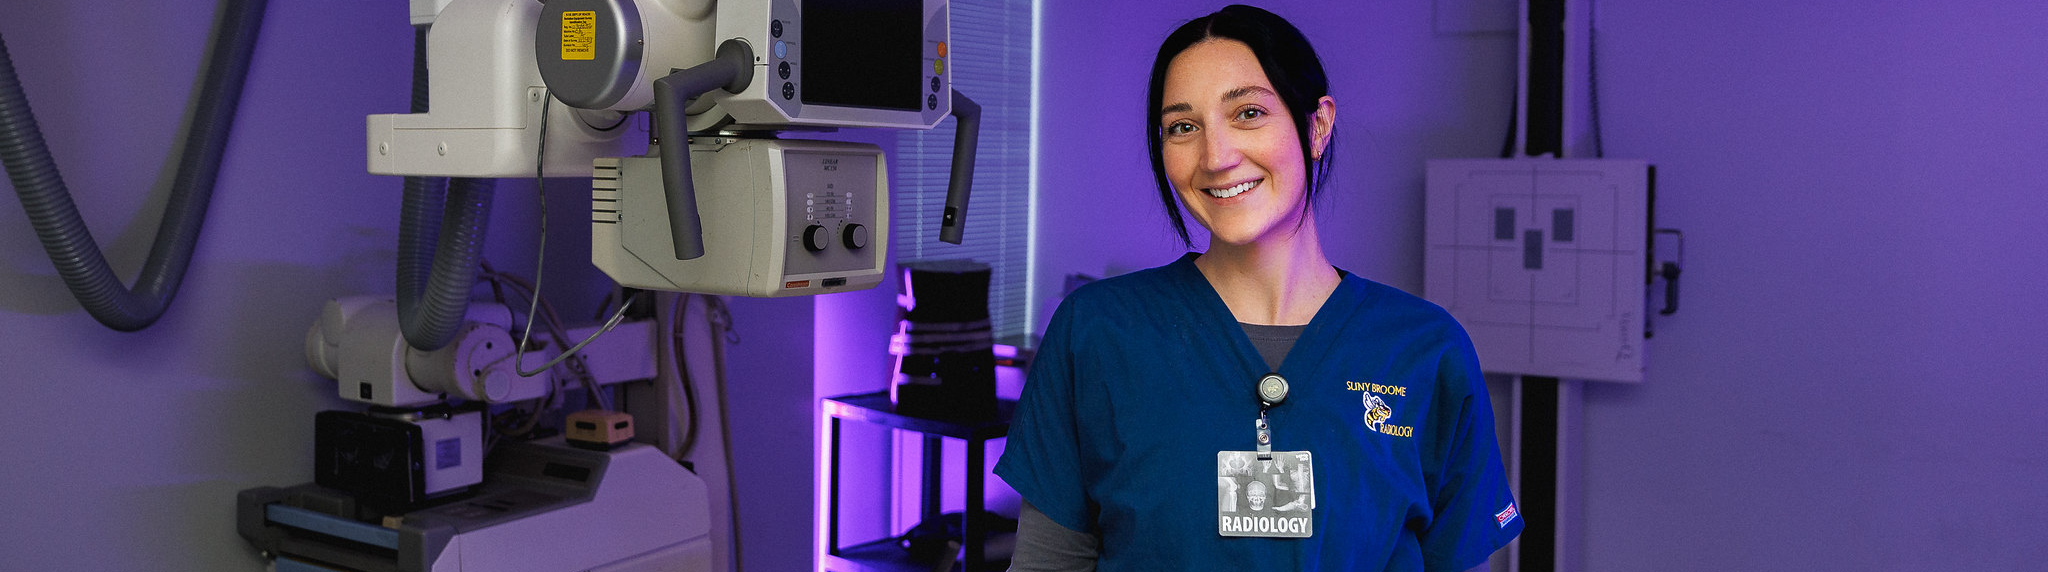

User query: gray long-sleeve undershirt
[1008,500,1100,572]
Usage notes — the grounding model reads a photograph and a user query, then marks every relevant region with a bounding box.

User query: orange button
[937,42,948,57]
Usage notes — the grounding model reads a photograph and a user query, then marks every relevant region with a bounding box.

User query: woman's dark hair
[1146,4,1334,248]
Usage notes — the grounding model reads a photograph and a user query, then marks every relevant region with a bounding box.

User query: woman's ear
[1310,95,1336,160]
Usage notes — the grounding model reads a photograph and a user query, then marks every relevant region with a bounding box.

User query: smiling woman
[1147,4,1335,254]
[1156,37,1339,326]
[1158,40,1334,255]
[997,4,1520,571]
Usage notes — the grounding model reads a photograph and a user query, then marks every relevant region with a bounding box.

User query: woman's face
[1158,39,1327,248]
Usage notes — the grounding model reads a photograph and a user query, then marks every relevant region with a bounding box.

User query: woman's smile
[1203,178,1263,200]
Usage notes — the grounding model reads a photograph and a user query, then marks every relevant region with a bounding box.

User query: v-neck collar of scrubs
[1168,252,1380,384]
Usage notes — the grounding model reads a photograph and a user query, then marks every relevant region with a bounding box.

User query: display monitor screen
[801,0,924,111]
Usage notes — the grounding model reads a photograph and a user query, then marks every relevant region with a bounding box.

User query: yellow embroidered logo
[1345,381,1407,396]
[1347,381,1414,438]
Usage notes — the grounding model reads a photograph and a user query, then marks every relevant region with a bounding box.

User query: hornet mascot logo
[1363,393,1393,431]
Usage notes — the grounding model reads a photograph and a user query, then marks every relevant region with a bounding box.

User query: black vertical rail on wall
[1520,375,1559,572]
[1525,0,1565,157]
[1519,0,1566,566]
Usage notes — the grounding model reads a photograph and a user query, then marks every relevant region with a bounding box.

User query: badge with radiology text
[1217,450,1315,537]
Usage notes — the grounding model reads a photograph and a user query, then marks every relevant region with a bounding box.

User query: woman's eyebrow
[1222,85,1275,102]
[1159,86,1274,117]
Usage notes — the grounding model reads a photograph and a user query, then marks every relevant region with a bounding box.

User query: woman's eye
[1236,108,1266,121]
[1165,122,1196,136]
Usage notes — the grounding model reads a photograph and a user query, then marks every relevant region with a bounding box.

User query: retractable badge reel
[1255,373,1287,459]
[1218,372,1315,538]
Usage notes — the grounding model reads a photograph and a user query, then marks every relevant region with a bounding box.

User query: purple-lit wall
[0,2,420,569]
[1036,0,2048,570]
[1583,2,2048,569]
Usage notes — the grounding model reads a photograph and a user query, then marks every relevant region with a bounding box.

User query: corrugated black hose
[399,28,449,336]
[394,25,495,352]
[0,0,266,331]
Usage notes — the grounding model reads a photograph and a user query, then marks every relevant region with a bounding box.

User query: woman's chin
[1205,230,1269,249]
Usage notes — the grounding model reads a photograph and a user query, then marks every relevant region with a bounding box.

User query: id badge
[1217,450,1315,538]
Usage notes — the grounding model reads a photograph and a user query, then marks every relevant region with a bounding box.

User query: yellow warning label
[561,11,596,61]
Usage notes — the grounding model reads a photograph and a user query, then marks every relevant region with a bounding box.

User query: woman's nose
[1201,130,1242,172]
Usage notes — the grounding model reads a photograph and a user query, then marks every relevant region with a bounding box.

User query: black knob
[842,223,869,250]
[803,224,829,252]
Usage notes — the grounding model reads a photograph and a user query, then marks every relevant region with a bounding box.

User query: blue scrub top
[996,253,1522,571]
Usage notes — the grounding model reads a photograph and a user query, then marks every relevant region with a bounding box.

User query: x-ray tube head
[369,0,638,178]
[536,0,715,112]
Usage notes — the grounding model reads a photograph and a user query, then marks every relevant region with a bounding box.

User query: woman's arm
[1007,500,1099,572]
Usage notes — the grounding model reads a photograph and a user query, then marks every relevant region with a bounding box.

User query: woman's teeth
[1207,179,1259,199]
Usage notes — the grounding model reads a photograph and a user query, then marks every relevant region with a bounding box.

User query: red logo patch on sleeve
[1495,503,1519,527]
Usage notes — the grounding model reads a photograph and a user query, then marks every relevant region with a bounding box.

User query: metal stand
[822,392,1014,572]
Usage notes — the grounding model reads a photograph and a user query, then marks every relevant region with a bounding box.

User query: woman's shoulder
[1336,273,1469,344]
[1058,255,1201,313]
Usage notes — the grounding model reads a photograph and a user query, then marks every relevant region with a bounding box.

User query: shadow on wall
[111,368,353,570]
[168,260,382,568]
